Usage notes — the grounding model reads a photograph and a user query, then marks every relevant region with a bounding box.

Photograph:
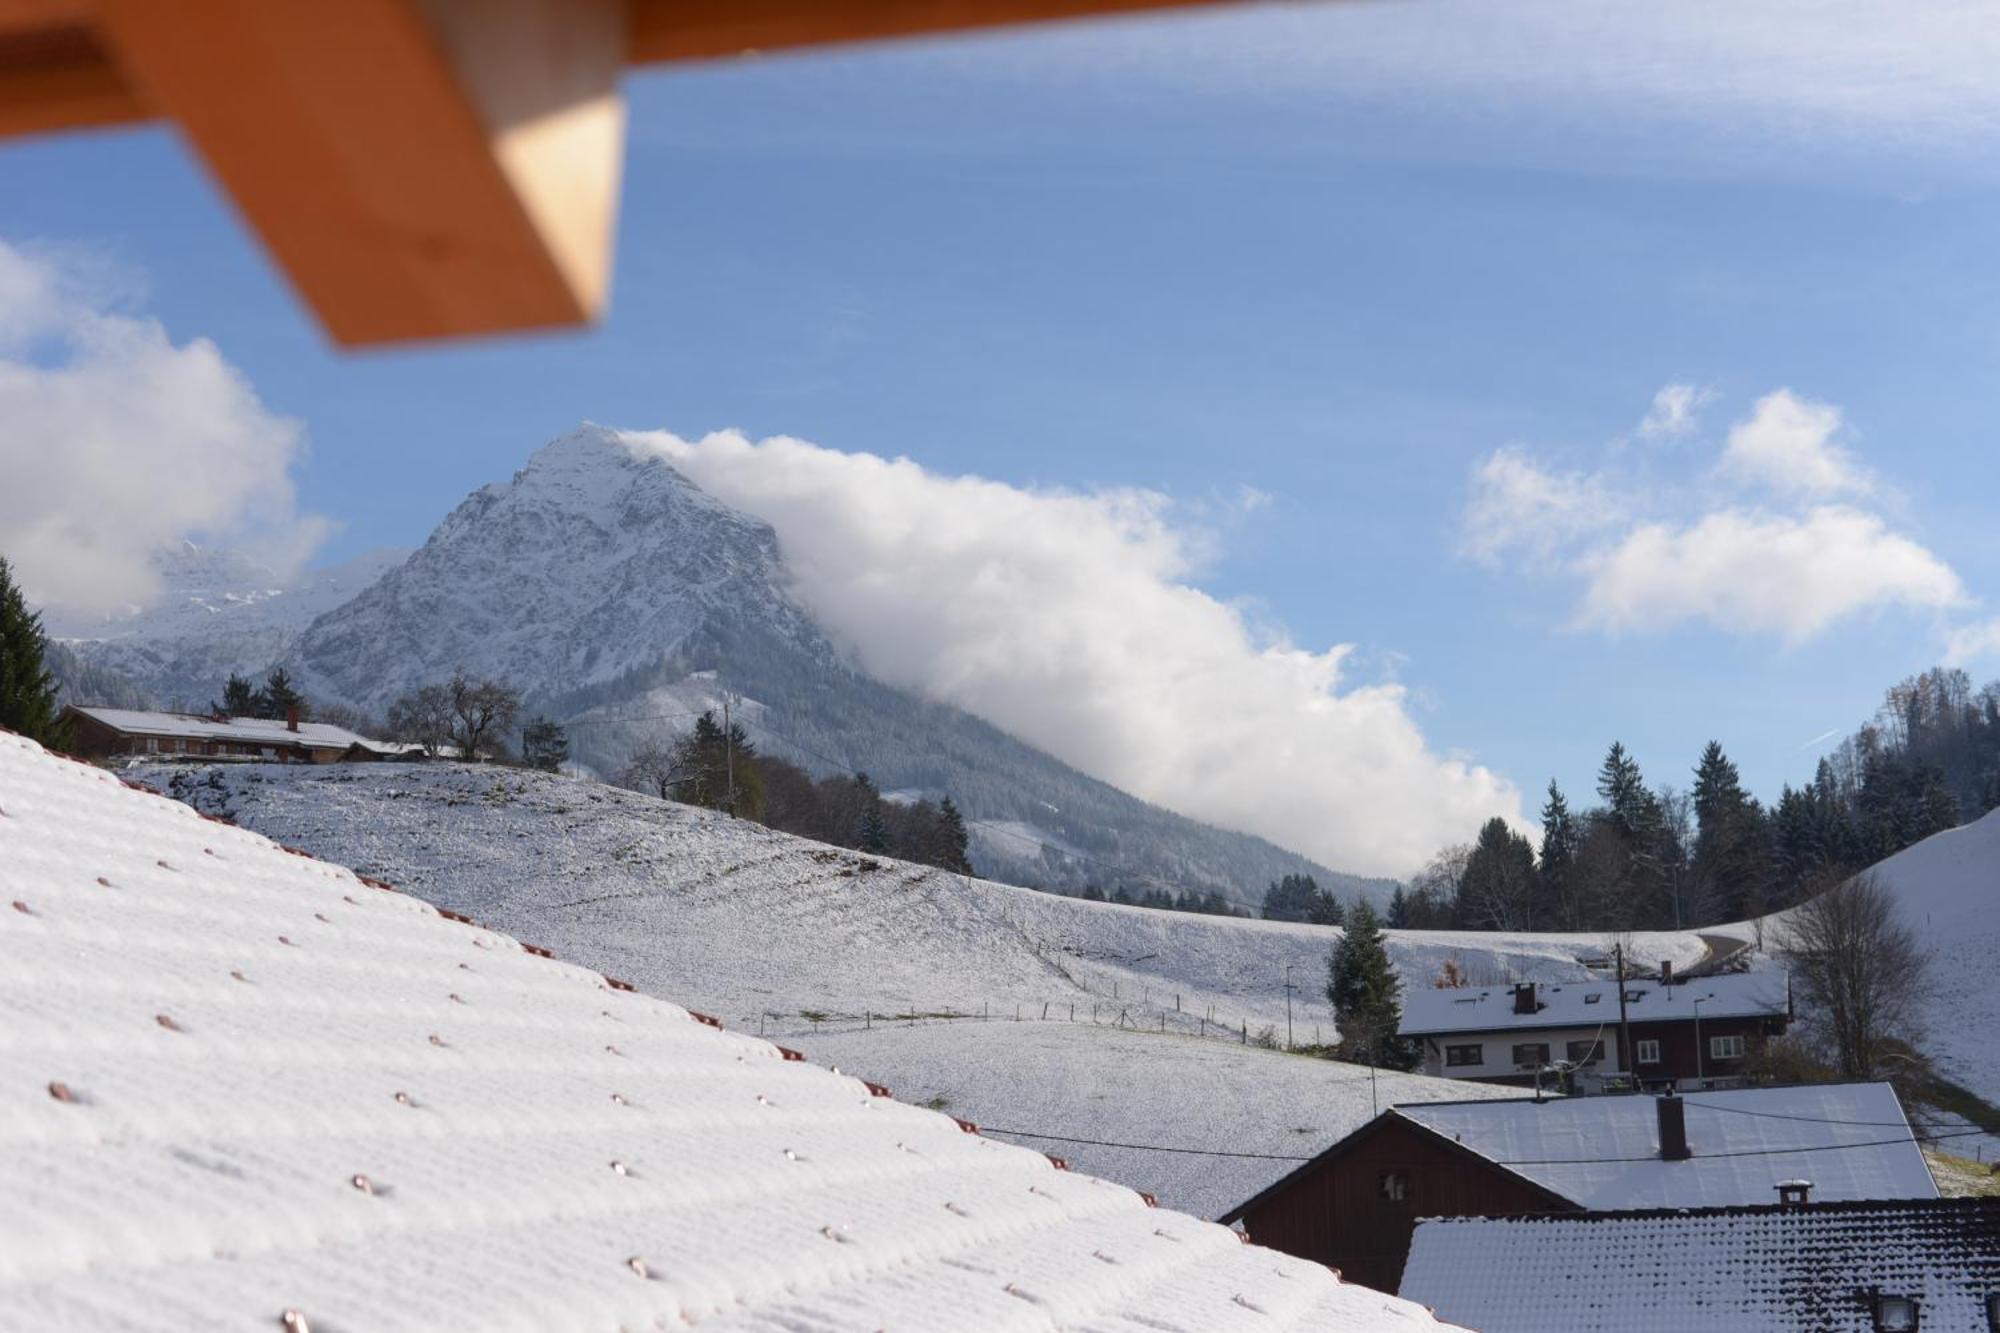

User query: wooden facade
[1221,1113,1573,1295]
[1628,1012,1787,1089]
[62,708,380,766]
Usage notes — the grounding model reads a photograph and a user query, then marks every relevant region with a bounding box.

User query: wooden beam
[0,22,145,137]
[628,0,1231,63]
[92,0,626,347]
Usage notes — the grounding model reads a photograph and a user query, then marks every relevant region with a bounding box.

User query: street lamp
[1693,995,1711,1084]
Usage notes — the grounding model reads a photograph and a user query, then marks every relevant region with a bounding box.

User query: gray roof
[1402,1198,2000,1332]
[69,706,394,753]
[1399,973,1787,1037]
[1395,1083,1938,1210]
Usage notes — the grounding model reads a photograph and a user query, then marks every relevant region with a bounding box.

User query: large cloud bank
[1465,387,1969,645]
[622,428,1520,878]
[0,240,323,615]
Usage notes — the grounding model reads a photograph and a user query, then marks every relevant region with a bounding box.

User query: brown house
[1222,1083,1937,1295]
[1399,974,1792,1091]
[62,705,407,765]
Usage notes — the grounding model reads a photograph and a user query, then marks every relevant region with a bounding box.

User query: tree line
[1402,666,2000,934]
[618,711,975,876]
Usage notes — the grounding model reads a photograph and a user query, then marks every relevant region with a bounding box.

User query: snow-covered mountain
[46,542,406,708]
[288,425,1388,906]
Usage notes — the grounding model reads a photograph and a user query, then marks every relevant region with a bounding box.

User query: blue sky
[6,0,2000,873]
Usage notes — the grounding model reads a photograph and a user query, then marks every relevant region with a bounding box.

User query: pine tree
[1690,741,1769,923]
[935,796,973,874]
[255,667,308,723]
[520,716,569,772]
[1325,902,1419,1070]
[858,807,890,854]
[1459,816,1538,930]
[1537,780,1579,928]
[213,672,258,717]
[1386,885,1410,929]
[0,556,67,748]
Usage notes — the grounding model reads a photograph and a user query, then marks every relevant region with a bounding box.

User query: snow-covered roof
[1399,973,1788,1037]
[1401,1199,2000,1333]
[67,705,391,753]
[0,732,1458,1332]
[1394,1083,1937,1209]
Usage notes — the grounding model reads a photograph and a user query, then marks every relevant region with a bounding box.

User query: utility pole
[1283,964,1296,1051]
[1614,943,1634,1090]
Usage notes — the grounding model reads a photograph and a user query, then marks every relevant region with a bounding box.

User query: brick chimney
[286,704,300,733]
[1657,1092,1690,1161]
[1660,959,1674,986]
[1512,982,1539,1015]
[1776,1180,1812,1207]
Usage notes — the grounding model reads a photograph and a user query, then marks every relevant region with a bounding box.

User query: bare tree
[618,735,686,800]
[447,669,520,762]
[1781,870,1930,1081]
[386,683,454,758]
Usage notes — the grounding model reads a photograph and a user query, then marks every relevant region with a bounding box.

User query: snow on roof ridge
[0,731,1457,1331]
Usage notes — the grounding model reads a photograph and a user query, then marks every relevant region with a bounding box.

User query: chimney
[1660,959,1674,986]
[1776,1180,1812,1207]
[1512,982,1538,1015]
[1657,1093,1690,1161]
[286,704,300,733]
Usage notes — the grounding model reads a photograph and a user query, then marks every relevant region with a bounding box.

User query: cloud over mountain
[0,240,324,615]
[622,428,1520,877]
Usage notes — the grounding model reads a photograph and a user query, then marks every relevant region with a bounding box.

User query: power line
[1494,1126,1983,1167]
[1679,1099,1932,1129]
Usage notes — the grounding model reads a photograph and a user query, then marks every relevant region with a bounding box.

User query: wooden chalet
[61,705,412,765]
[1398,970,1792,1091]
[1220,1083,1937,1295]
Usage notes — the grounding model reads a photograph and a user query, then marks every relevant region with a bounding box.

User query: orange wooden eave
[0,0,1234,347]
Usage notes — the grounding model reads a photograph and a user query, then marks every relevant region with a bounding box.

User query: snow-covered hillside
[1798,809,2000,1106]
[283,425,1384,908]
[45,542,406,706]
[162,762,1707,1215]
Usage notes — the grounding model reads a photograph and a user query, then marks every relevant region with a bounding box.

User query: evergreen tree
[1262,873,1344,925]
[0,556,67,748]
[858,806,890,854]
[520,716,569,772]
[1591,741,1670,928]
[1690,741,1769,923]
[1385,885,1410,929]
[935,796,973,874]
[1458,816,1538,930]
[1537,780,1579,928]
[213,672,258,717]
[254,667,308,723]
[1325,902,1419,1070]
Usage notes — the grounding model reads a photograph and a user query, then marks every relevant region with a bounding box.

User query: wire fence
[736,991,1323,1052]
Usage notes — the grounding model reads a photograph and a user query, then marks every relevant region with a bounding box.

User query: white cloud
[621,428,1521,877]
[1465,386,1970,645]
[1719,389,1874,499]
[1944,616,2000,666]
[0,241,325,615]
[1638,383,1710,439]
[1461,447,1625,568]
[1576,506,1964,642]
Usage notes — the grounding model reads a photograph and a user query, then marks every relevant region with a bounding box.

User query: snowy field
[797,1021,1519,1219]
[159,763,1718,1039]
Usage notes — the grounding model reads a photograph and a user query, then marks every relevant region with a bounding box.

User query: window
[1566,1039,1604,1065]
[1583,993,1602,1005]
[1710,1034,1747,1061]
[1636,1039,1662,1064]
[1511,1042,1551,1068]
[1445,1044,1482,1067]
[145,737,158,754]
[1378,1171,1409,1203]
[1871,1291,1919,1332]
